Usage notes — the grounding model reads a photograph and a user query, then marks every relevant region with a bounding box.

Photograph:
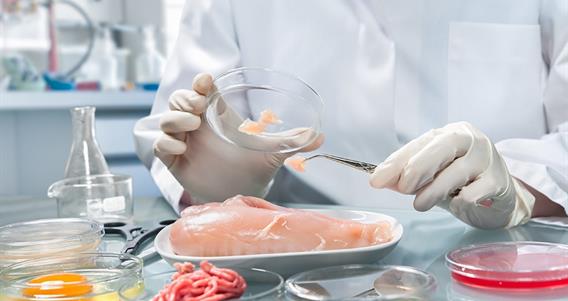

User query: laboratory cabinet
[0,91,161,199]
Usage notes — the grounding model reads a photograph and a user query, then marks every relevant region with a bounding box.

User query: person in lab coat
[134,0,568,229]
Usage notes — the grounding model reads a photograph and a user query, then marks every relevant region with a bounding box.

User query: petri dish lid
[0,218,104,264]
[446,241,568,290]
[119,267,283,301]
[205,67,323,154]
[285,264,436,300]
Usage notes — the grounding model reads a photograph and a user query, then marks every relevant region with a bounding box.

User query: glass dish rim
[0,218,103,249]
[49,174,132,189]
[445,241,568,274]
[0,252,142,294]
[205,67,324,154]
[214,66,323,104]
[285,263,437,300]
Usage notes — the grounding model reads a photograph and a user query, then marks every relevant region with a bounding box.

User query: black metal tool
[104,219,175,263]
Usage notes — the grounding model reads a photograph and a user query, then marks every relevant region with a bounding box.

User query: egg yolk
[22,273,93,298]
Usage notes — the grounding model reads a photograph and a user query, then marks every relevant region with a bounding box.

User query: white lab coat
[134,0,568,213]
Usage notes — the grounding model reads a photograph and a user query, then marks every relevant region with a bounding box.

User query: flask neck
[65,106,109,178]
[71,106,96,141]
[142,26,157,52]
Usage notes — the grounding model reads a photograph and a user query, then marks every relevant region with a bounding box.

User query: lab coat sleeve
[133,0,240,211]
[495,2,568,213]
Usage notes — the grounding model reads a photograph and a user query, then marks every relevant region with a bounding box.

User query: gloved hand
[153,73,323,204]
[370,122,535,229]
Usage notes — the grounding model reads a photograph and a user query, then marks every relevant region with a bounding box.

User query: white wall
[0,113,18,196]
[58,0,124,24]
[13,111,71,196]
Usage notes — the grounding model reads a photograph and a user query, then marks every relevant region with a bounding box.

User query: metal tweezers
[303,154,377,174]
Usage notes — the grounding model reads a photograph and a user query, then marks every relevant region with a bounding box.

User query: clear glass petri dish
[0,218,104,269]
[0,253,142,301]
[119,268,284,301]
[446,241,568,290]
[285,264,436,300]
[205,67,323,153]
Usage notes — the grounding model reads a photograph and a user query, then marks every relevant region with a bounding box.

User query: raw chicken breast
[238,119,266,135]
[284,155,307,172]
[258,109,282,125]
[170,195,392,257]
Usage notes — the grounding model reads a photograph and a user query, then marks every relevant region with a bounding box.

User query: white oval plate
[154,209,403,277]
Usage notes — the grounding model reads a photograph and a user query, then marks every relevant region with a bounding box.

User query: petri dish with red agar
[446,241,568,290]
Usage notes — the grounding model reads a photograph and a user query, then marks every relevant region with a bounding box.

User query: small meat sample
[237,109,282,135]
[238,119,266,135]
[152,261,246,301]
[258,109,282,125]
[284,155,307,172]
[170,195,392,257]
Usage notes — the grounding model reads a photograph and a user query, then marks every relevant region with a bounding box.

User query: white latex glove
[370,122,535,229]
[154,73,323,204]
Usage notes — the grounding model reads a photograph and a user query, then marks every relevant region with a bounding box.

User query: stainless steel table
[2,197,568,300]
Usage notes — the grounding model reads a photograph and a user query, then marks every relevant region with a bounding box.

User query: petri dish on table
[446,241,568,290]
[0,218,104,269]
[285,264,436,300]
[119,268,284,301]
[205,67,323,153]
[0,253,142,301]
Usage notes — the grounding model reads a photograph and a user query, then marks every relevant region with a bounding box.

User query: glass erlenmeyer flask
[64,106,110,177]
